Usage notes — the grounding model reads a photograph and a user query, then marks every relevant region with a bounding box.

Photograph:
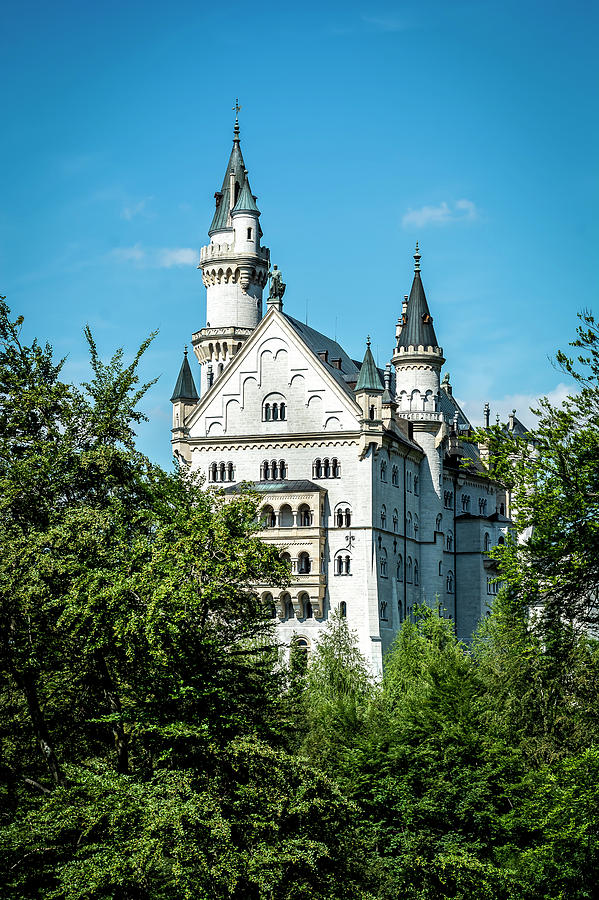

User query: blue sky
[2,0,597,468]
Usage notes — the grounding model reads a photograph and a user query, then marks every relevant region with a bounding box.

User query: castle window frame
[339,601,347,618]
[247,226,252,239]
[407,556,413,583]
[381,505,387,529]
[392,465,399,486]
[380,548,388,578]
[396,555,403,581]
[381,461,387,482]
[298,552,311,574]
[380,600,388,620]
[414,560,419,585]
[446,530,453,551]
[484,532,491,552]
[414,475,419,496]
[447,570,454,593]
[393,509,398,532]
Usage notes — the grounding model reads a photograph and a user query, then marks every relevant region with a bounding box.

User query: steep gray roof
[283,314,361,396]
[170,351,199,403]
[209,127,255,235]
[398,269,439,349]
[355,341,384,392]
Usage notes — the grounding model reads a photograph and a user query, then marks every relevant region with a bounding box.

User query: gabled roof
[209,125,255,235]
[170,351,199,403]
[355,339,384,392]
[397,245,439,350]
[283,314,361,397]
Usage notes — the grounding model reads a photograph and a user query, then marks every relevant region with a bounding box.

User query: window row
[486,577,502,595]
[208,461,235,482]
[335,507,352,527]
[261,504,313,528]
[335,554,351,575]
[263,591,314,620]
[260,459,287,480]
[312,458,341,479]
[380,551,420,584]
[263,401,286,421]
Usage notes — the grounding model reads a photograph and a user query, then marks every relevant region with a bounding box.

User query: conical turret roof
[170,350,199,403]
[209,122,255,234]
[355,338,384,392]
[232,177,260,214]
[397,244,439,350]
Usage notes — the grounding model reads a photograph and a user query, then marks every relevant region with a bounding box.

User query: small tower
[355,337,385,456]
[171,347,199,463]
[192,104,270,395]
[392,245,446,606]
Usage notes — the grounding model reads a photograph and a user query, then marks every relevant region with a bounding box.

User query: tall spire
[397,244,439,350]
[209,102,253,235]
[171,347,199,403]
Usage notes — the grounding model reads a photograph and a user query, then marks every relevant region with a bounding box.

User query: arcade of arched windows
[208,461,235,483]
[312,457,341,479]
[262,590,317,621]
[260,459,288,481]
[335,504,352,528]
[259,502,316,529]
[262,394,287,422]
[334,550,352,575]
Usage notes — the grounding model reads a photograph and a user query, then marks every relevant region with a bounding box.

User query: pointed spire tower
[355,337,386,455]
[192,102,270,395]
[392,245,445,585]
[171,347,199,463]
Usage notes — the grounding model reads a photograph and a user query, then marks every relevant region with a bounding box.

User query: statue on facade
[268,265,286,302]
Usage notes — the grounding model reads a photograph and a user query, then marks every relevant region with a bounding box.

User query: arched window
[414,560,419,585]
[227,462,234,482]
[392,465,399,486]
[380,600,388,620]
[280,402,286,421]
[298,552,311,574]
[280,551,291,570]
[380,548,388,577]
[500,503,505,516]
[414,475,419,495]
[345,509,351,527]
[498,535,505,545]
[332,458,340,477]
[381,505,386,529]
[381,461,387,482]
[336,555,343,575]
[438,560,443,576]
[446,530,453,551]
[209,462,217,482]
[299,592,312,618]
[285,595,295,618]
[272,403,279,421]
[313,459,322,478]
[339,601,347,618]
[393,509,398,532]
[264,403,271,421]
[344,555,351,574]
[323,458,331,478]
[484,532,491,552]
[247,226,253,239]
[406,512,413,536]
[269,459,277,480]
[407,557,413,582]
[436,513,442,531]
[461,494,470,512]
[298,504,311,527]
[407,471,412,492]
[279,460,287,479]
[397,555,403,581]
[261,460,270,480]
[444,490,453,509]
[262,505,276,528]
[414,513,419,535]
[447,570,454,593]
[336,509,343,527]
[369,405,375,420]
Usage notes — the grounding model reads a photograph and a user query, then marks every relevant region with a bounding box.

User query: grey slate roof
[209,131,254,235]
[170,352,199,403]
[397,271,439,349]
[232,178,259,214]
[222,480,325,495]
[283,314,361,397]
[439,388,471,428]
[355,342,384,392]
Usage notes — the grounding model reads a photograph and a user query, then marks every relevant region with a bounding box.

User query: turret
[171,347,199,463]
[355,337,385,456]
[192,103,270,395]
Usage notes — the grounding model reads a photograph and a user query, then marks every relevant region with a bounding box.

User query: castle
[170,115,518,673]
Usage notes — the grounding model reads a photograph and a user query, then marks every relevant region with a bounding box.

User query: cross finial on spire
[366,335,371,348]
[414,241,421,272]
[233,98,242,137]
[184,345,188,357]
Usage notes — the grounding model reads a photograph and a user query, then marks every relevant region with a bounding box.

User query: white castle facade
[171,119,516,673]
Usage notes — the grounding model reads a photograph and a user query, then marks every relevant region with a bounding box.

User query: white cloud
[121,198,153,220]
[111,243,146,263]
[110,245,197,268]
[362,14,406,32]
[157,247,198,267]
[402,198,479,228]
